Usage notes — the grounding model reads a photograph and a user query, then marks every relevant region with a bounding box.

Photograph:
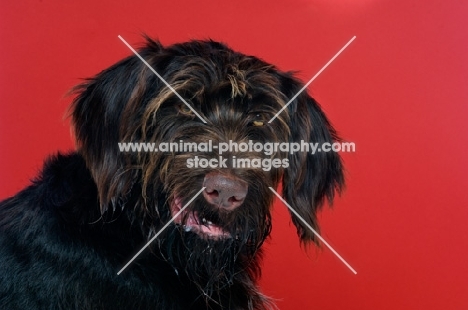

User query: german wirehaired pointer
[0,37,344,309]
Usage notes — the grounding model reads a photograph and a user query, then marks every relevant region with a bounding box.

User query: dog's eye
[178,103,194,116]
[252,114,265,127]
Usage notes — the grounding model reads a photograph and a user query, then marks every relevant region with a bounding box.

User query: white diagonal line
[118,35,207,124]
[268,36,356,123]
[269,187,357,274]
[117,187,206,275]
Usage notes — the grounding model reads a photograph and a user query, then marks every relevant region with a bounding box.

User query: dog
[0,37,344,309]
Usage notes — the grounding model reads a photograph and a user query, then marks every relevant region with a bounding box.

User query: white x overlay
[116,35,357,276]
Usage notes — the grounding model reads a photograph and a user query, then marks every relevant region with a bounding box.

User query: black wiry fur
[0,37,344,309]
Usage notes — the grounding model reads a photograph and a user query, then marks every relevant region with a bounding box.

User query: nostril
[228,196,244,203]
[205,189,219,198]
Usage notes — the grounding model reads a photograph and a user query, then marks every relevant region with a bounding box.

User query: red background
[1,0,467,309]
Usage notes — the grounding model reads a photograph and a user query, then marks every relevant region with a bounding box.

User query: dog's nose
[203,172,248,209]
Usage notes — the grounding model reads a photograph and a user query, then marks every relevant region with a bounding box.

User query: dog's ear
[70,38,165,214]
[280,74,345,245]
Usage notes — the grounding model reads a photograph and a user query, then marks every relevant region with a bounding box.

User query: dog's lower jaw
[170,196,231,239]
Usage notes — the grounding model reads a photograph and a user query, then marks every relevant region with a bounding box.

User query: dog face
[71,37,344,293]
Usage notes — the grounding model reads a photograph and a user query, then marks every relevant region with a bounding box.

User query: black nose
[203,172,248,209]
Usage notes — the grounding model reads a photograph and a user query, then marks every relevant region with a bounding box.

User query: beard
[154,221,265,299]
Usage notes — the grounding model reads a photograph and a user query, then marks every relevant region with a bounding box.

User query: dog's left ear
[280,74,345,245]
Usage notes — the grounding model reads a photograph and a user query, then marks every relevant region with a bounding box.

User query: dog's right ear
[70,38,165,213]
[279,73,345,246]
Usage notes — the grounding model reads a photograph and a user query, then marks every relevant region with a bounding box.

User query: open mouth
[170,197,231,239]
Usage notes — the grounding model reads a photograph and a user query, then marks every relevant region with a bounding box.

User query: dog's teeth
[202,218,206,223]
[184,226,192,232]
[207,221,213,225]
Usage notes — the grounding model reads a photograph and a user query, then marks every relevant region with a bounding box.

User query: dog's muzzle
[170,172,248,239]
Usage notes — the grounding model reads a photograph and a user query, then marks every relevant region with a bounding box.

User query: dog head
[71,37,344,291]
